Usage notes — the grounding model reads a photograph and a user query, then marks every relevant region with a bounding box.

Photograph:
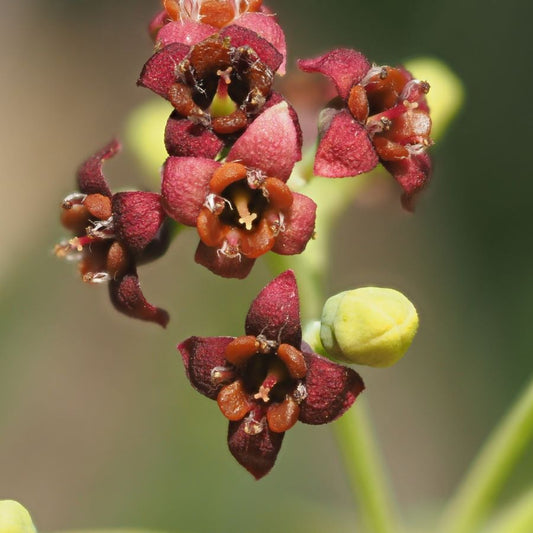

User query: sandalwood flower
[161,101,314,278]
[139,22,286,158]
[298,49,433,210]
[54,140,170,327]
[178,271,364,478]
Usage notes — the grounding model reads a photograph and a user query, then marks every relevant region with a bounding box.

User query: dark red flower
[138,23,286,159]
[54,140,170,327]
[178,270,364,479]
[298,49,433,210]
[161,102,314,279]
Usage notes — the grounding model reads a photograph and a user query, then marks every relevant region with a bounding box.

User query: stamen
[218,240,241,260]
[211,365,236,385]
[293,382,308,403]
[82,272,111,284]
[54,241,82,261]
[243,409,265,435]
[61,192,87,209]
[204,193,231,215]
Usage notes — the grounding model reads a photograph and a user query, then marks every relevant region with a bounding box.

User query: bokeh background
[1,0,531,531]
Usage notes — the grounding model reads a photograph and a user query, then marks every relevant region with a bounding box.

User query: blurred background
[1,0,531,531]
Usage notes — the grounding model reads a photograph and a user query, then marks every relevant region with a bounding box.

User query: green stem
[482,488,533,533]
[439,376,533,533]
[334,399,400,533]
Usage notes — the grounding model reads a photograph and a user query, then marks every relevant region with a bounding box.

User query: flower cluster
[55,0,433,477]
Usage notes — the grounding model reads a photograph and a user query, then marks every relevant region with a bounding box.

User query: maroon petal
[235,13,287,74]
[76,139,119,196]
[271,193,316,255]
[194,241,255,279]
[314,109,378,177]
[298,352,364,425]
[298,49,371,100]
[165,112,224,158]
[137,43,190,98]
[112,192,166,253]
[220,25,282,73]
[178,336,234,399]
[161,157,220,226]
[227,101,301,180]
[245,270,301,346]
[382,152,432,212]
[109,273,169,328]
[227,419,285,479]
[156,20,217,47]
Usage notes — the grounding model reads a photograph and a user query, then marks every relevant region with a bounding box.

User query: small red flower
[179,271,364,479]
[54,140,170,327]
[161,101,314,279]
[298,49,433,210]
[139,22,286,159]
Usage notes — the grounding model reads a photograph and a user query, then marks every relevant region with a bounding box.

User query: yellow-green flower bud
[0,501,36,533]
[320,287,418,367]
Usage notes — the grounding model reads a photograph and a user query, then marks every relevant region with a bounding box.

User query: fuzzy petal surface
[227,102,301,180]
[156,20,217,47]
[314,109,378,177]
[109,273,169,328]
[178,336,234,399]
[112,192,166,253]
[220,25,282,73]
[383,152,432,212]
[148,10,169,42]
[165,112,224,158]
[298,352,364,425]
[245,270,301,346]
[298,49,371,100]
[235,13,287,74]
[76,139,118,196]
[162,157,220,226]
[271,193,316,255]
[138,43,190,98]
[194,241,255,279]
[227,419,285,479]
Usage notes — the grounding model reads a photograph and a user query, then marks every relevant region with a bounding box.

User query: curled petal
[220,25,282,73]
[165,112,224,158]
[235,13,287,75]
[194,241,255,279]
[227,101,301,180]
[76,139,119,196]
[271,193,316,255]
[382,152,432,212]
[178,336,234,399]
[298,352,364,425]
[156,20,217,47]
[112,192,165,253]
[314,109,378,178]
[109,273,169,328]
[298,49,371,100]
[245,270,301,347]
[162,157,220,225]
[227,419,285,479]
[137,43,190,98]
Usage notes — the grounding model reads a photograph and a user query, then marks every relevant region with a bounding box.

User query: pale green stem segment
[439,376,533,533]
[482,488,533,533]
[267,160,401,533]
[334,399,400,533]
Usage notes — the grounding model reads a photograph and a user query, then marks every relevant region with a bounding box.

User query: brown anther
[106,241,130,279]
[217,380,253,421]
[277,343,307,379]
[348,84,370,124]
[209,162,248,194]
[60,203,89,234]
[262,178,294,210]
[83,194,112,221]
[225,335,260,366]
[267,396,300,433]
[211,366,236,385]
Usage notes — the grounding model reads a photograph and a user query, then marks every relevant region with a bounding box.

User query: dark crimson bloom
[161,101,315,279]
[139,20,286,159]
[298,49,433,210]
[179,271,364,479]
[54,140,170,327]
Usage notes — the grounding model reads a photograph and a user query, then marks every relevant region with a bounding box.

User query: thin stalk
[439,376,533,533]
[483,488,533,533]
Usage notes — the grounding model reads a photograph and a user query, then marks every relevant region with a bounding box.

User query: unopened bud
[0,501,37,533]
[320,287,418,367]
